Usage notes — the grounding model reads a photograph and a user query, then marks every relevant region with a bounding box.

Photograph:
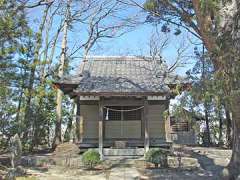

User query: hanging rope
[103,106,144,112]
[104,106,144,120]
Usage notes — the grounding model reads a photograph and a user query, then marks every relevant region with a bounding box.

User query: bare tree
[69,0,140,59]
[18,0,55,8]
[148,28,191,73]
[168,39,192,73]
[23,3,52,143]
[52,0,71,149]
[149,27,169,60]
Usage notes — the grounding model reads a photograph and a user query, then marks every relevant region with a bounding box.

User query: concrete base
[103,148,145,156]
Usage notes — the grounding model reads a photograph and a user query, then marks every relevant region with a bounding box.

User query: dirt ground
[0,146,232,180]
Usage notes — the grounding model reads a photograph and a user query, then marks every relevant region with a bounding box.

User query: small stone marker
[6,134,24,180]
[9,134,22,168]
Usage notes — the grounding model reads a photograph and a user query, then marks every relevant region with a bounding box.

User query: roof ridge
[85,56,162,61]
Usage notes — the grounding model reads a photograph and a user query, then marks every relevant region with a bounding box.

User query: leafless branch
[17,0,55,8]
[68,0,139,58]
[149,26,169,59]
[168,38,191,73]
[117,0,202,39]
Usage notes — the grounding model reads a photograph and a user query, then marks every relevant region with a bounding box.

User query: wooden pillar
[79,116,84,143]
[75,97,81,142]
[99,99,104,159]
[164,100,170,142]
[144,98,150,152]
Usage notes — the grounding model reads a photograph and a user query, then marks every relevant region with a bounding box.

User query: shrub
[145,148,169,168]
[82,149,100,169]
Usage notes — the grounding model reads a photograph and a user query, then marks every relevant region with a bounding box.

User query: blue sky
[27,1,200,75]
[70,23,199,75]
[92,24,199,74]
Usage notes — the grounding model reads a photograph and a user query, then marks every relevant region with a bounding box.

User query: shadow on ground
[190,149,225,178]
[140,148,228,180]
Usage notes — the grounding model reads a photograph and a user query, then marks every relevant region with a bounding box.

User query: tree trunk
[52,0,70,149]
[226,1,240,179]
[228,95,240,179]
[64,116,73,142]
[218,110,223,146]
[204,105,211,146]
[225,108,232,148]
[15,90,23,134]
[23,5,50,143]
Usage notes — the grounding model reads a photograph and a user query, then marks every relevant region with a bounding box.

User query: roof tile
[57,56,189,95]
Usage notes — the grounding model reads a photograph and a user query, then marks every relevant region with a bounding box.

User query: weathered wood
[148,100,168,105]
[79,100,99,105]
[141,108,144,140]
[144,98,150,152]
[165,115,172,142]
[80,96,100,100]
[147,96,166,100]
[105,120,141,139]
[99,99,104,159]
[81,105,99,138]
[80,115,84,142]
[72,92,166,97]
[102,98,144,106]
[77,138,171,148]
[148,104,166,139]
[75,98,81,142]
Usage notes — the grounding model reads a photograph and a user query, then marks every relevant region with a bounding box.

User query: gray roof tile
[57,56,189,95]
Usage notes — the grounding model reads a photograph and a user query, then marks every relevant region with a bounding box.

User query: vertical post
[80,114,84,143]
[75,97,81,142]
[121,106,123,137]
[99,98,104,159]
[164,100,170,142]
[144,98,150,152]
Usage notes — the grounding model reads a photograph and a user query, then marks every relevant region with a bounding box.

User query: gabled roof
[55,56,189,97]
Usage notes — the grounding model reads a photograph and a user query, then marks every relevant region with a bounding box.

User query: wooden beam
[147,96,166,100]
[99,98,104,159]
[102,98,144,106]
[144,98,150,152]
[141,107,144,140]
[148,100,169,105]
[79,100,99,105]
[80,115,84,143]
[75,98,81,142]
[80,96,100,100]
[163,100,170,142]
[73,91,167,97]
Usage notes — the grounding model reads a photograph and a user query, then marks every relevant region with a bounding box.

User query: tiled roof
[57,56,189,95]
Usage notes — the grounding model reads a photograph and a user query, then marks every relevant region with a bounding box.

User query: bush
[82,149,100,169]
[145,148,169,168]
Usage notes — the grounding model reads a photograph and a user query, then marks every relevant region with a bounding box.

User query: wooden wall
[80,101,168,141]
[81,105,99,138]
[148,104,166,139]
[105,121,141,139]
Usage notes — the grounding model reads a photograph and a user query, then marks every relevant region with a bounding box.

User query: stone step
[103,148,145,156]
